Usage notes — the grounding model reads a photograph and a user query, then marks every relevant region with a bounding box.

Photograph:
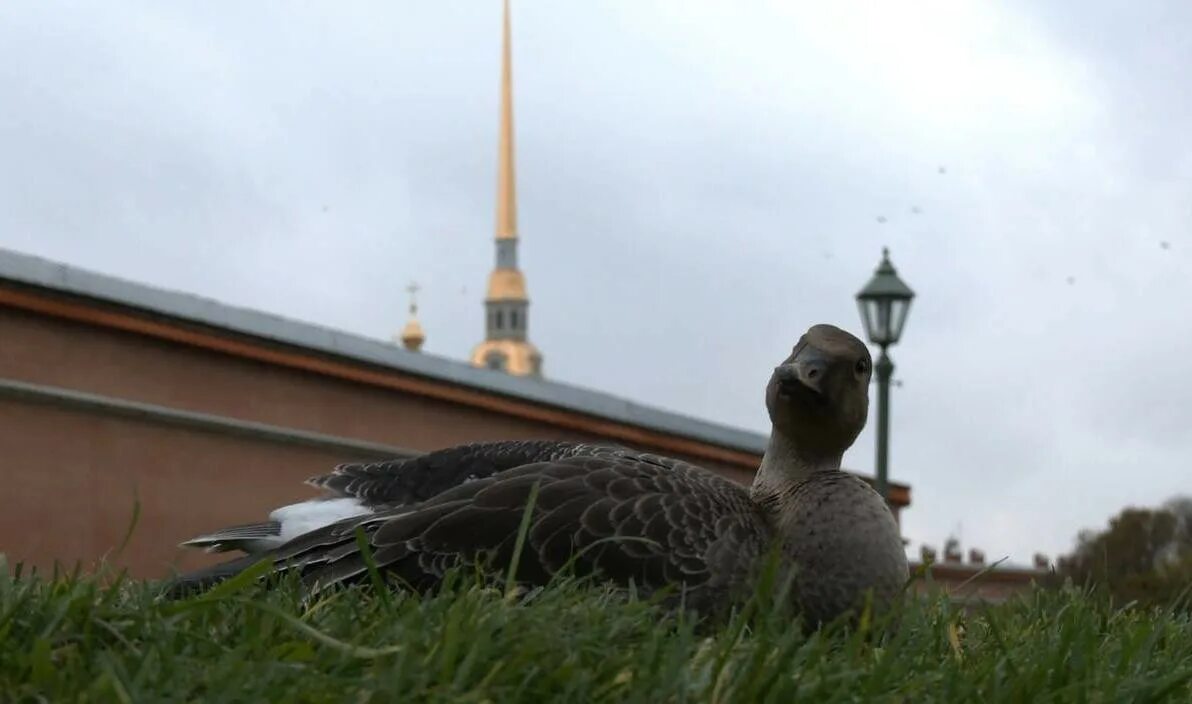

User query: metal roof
[0,247,769,454]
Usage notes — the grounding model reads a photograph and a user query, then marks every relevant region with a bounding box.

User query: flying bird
[1160,241,1171,250]
[170,325,908,627]
[938,166,947,174]
[876,216,888,224]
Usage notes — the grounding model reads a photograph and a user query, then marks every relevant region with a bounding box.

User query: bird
[1160,241,1171,250]
[168,325,908,627]
[876,216,888,224]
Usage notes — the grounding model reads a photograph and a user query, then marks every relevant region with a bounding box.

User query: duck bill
[775,346,829,397]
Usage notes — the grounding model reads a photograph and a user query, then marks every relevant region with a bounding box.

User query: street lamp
[856,247,915,502]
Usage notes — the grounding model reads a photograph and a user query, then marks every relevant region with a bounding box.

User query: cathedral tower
[469,0,543,377]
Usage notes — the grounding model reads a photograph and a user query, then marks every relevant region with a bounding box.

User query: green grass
[3,559,1192,703]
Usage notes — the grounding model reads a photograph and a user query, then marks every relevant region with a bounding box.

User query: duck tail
[160,553,265,599]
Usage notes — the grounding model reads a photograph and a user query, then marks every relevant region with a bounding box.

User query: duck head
[765,324,872,462]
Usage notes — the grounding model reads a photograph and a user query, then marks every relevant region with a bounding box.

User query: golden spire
[470,0,542,377]
[398,281,425,352]
[496,0,517,241]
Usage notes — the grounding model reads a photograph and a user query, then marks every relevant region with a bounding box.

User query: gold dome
[396,281,426,352]
[399,317,425,352]
[470,339,542,376]
[486,269,527,301]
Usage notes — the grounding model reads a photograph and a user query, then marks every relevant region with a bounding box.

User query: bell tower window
[485,350,507,371]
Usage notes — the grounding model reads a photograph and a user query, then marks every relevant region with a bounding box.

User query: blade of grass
[504,480,541,599]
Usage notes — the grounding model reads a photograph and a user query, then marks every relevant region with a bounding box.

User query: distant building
[913,539,1050,604]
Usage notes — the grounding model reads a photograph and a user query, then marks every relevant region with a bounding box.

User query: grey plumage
[181,440,622,553]
[169,324,909,627]
[306,440,628,507]
[767,471,906,626]
[274,452,770,615]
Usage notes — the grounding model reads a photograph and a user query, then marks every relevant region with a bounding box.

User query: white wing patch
[270,497,373,544]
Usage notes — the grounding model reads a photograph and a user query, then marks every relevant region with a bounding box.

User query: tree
[1054,496,1192,607]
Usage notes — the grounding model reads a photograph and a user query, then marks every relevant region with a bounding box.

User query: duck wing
[174,452,773,613]
[179,440,625,554]
[306,440,628,506]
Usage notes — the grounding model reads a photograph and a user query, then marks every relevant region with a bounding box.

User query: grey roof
[0,247,769,455]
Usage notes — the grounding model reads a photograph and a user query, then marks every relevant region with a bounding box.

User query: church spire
[469,0,542,377]
[496,0,517,241]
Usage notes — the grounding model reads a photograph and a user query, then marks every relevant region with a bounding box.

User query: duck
[168,324,908,627]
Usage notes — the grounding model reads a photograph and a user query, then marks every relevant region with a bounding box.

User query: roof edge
[0,247,773,455]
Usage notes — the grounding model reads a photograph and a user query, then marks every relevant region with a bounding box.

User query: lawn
[3,557,1192,703]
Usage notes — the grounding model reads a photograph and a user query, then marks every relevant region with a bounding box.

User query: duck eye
[855,359,869,375]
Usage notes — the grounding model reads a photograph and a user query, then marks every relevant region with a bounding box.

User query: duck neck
[751,429,842,502]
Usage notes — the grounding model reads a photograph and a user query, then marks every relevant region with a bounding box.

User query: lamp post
[856,247,915,502]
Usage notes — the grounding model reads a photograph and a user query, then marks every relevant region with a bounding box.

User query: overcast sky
[2,0,1190,566]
